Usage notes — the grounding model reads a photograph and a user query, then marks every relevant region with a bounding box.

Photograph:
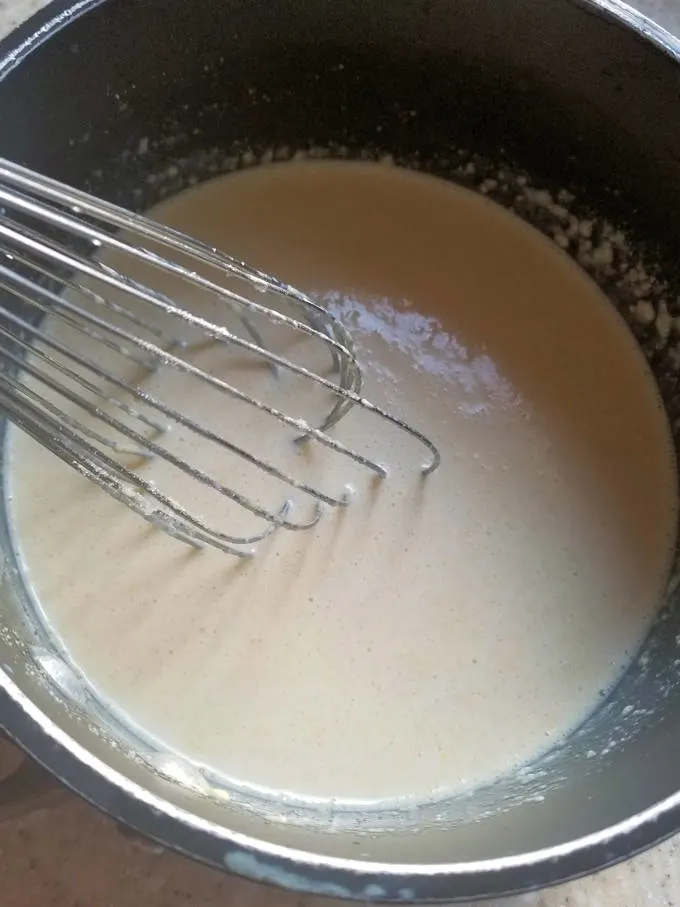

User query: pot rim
[1,0,680,900]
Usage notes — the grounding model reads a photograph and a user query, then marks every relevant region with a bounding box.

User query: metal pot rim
[1,0,680,900]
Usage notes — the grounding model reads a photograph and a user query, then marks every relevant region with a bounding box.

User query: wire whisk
[0,158,440,557]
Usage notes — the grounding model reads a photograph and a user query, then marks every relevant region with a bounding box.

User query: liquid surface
[8,161,677,804]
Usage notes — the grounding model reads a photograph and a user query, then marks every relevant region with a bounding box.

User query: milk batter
[7,161,677,804]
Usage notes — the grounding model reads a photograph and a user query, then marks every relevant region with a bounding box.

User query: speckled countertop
[1,1,680,905]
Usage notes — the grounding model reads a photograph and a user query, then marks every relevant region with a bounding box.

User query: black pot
[1,0,680,901]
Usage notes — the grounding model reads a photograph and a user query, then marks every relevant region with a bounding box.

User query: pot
[1,0,680,901]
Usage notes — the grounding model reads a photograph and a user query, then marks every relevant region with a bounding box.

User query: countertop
[1,0,680,905]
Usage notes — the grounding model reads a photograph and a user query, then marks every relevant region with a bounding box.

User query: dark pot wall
[2,1,680,901]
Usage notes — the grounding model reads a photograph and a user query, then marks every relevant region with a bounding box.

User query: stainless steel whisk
[0,158,440,557]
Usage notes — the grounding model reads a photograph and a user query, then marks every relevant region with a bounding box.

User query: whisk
[0,158,440,557]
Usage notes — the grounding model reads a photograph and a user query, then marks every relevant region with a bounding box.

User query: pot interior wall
[1,0,680,886]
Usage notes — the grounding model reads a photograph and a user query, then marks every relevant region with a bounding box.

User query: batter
[7,161,677,804]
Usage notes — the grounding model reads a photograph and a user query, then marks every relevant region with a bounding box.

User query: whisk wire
[0,289,359,511]
[0,157,441,556]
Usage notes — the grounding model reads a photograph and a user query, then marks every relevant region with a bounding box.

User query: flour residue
[324,292,520,412]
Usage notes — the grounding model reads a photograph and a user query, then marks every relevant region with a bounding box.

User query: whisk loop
[0,157,440,556]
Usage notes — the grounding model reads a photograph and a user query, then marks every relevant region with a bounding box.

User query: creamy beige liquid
[7,161,677,805]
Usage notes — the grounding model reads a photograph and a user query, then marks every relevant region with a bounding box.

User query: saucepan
[1,0,680,901]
